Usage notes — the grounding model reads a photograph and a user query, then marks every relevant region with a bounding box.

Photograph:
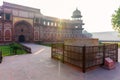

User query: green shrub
[0,42,27,56]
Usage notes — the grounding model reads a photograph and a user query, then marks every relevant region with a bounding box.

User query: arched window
[43,21,46,25]
[54,22,57,26]
[47,22,50,26]
[51,22,53,26]
[75,26,78,28]
[35,18,39,23]
[5,30,10,37]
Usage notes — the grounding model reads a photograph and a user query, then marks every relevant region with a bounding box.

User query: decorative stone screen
[64,38,99,46]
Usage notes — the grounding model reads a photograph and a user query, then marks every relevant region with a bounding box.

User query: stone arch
[14,20,33,42]
[4,29,11,41]
[19,35,25,42]
[5,30,10,37]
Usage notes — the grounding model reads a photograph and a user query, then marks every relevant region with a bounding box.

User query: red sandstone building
[0,2,85,43]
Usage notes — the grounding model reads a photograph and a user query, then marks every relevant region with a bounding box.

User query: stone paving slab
[0,43,120,80]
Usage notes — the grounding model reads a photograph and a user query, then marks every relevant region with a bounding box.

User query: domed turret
[71,8,82,20]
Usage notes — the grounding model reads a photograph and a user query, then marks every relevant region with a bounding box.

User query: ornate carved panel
[28,13,34,18]
[4,8,12,13]
[13,10,19,16]
[4,23,12,28]
[5,30,10,37]
[0,30,2,37]
[0,24,2,29]
[34,31,39,41]
[19,11,28,17]
[34,27,39,31]
[4,29,11,41]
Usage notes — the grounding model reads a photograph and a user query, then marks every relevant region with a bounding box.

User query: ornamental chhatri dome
[0,2,85,43]
[72,8,82,19]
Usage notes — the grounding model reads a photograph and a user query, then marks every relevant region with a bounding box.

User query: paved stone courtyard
[0,43,120,80]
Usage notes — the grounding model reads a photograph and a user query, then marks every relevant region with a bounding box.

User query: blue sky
[0,0,120,32]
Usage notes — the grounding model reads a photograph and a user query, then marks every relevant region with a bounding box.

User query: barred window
[54,22,57,26]
[47,22,50,26]
[43,21,46,25]
[35,18,39,23]
[51,22,53,26]
[5,13,10,20]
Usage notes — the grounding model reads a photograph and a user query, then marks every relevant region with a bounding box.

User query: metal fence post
[82,45,86,73]
[51,44,53,58]
[0,51,2,63]
[116,44,118,62]
[62,43,64,63]
[103,44,105,65]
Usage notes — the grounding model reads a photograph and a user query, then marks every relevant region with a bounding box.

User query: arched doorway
[14,20,33,42]
[19,35,25,42]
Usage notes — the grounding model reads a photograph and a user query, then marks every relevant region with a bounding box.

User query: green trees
[112,7,120,32]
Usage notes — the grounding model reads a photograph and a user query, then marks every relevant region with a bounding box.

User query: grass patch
[0,43,27,57]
